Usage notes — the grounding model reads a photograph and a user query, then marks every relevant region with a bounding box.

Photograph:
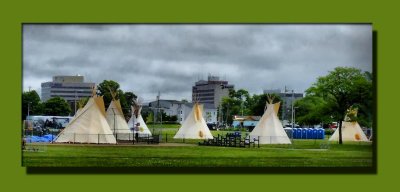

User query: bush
[325,129,335,135]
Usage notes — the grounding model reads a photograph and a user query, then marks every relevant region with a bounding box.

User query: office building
[41,75,95,113]
[192,75,234,108]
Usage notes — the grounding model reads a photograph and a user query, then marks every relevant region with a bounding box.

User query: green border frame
[1,0,397,191]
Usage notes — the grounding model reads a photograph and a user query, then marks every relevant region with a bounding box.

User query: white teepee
[55,94,117,144]
[174,103,213,139]
[249,99,291,144]
[128,100,152,137]
[329,108,369,142]
[106,95,132,140]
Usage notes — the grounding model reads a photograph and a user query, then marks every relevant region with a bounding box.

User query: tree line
[220,67,372,129]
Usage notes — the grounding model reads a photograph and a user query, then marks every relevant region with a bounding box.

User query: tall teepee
[55,88,116,144]
[329,107,369,142]
[249,96,291,144]
[128,98,152,137]
[70,98,86,122]
[174,102,213,139]
[106,90,131,140]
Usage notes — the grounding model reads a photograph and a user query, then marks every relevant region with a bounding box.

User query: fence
[23,126,369,149]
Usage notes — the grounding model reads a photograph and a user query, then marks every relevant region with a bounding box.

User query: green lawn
[22,140,373,167]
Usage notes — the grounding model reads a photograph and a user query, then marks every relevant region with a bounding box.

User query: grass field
[22,139,373,167]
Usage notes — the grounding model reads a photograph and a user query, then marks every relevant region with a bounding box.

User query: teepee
[249,96,291,144]
[70,98,86,122]
[127,99,152,137]
[174,102,213,139]
[106,90,132,140]
[329,107,369,142]
[55,88,116,144]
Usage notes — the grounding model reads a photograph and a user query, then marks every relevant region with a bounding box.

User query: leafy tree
[97,80,120,108]
[97,80,138,119]
[146,112,154,124]
[122,91,137,118]
[294,96,332,126]
[42,97,71,116]
[307,67,372,144]
[247,93,282,117]
[22,90,43,119]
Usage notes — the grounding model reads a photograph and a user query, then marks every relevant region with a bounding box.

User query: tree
[247,93,282,117]
[42,97,71,116]
[294,96,331,126]
[97,80,138,120]
[307,67,372,144]
[97,80,120,108]
[122,91,137,119]
[22,90,43,119]
[146,112,154,124]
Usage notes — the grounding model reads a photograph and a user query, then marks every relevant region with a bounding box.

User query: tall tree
[97,80,120,108]
[123,91,137,119]
[97,80,137,119]
[294,96,331,126]
[248,93,282,116]
[42,97,71,116]
[307,67,372,144]
[22,90,43,119]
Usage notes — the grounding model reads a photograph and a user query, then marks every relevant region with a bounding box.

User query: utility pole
[74,90,77,113]
[291,90,294,128]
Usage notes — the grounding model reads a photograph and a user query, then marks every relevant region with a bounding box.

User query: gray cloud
[23,24,372,102]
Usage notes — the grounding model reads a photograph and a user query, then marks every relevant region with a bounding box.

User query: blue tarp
[26,134,56,143]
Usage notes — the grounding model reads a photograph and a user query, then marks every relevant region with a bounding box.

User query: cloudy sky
[23,24,372,102]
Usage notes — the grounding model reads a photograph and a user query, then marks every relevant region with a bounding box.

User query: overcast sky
[23,24,372,102]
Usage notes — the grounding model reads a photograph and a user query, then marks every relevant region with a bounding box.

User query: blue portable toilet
[312,129,318,139]
[292,128,298,139]
[306,128,313,139]
[296,128,303,139]
[317,128,325,139]
[301,128,307,139]
[284,128,293,138]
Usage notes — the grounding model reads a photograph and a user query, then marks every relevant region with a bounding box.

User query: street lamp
[241,95,245,116]
[27,102,32,137]
[294,107,299,128]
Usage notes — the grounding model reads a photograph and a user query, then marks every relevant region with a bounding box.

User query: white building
[148,100,217,125]
[178,103,217,125]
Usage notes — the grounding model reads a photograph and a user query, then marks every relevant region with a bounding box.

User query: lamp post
[27,102,31,137]
[241,95,245,117]
[294,107,299,128]
[291,90,294,129]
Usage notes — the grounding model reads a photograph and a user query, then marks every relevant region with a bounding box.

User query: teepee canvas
[128,99,152,137]
[174,103,213,139]
[106,92,131,140]
[329,108,369,142]
[249,98,291,144]
[55,93,116,144]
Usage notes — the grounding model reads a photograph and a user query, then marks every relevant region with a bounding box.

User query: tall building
[41,75,95,113]
[263,89,304,122]
[192,75,234,108]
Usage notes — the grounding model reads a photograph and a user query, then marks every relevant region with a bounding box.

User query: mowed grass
[22,140,373,167]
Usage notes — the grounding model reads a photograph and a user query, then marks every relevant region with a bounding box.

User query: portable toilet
[312,129,318,139]
[292,128,298,139]
[306,128,312,139]
[301,128,307,139]
[284,128,293,139]
[296,128,303,139]
[317,128,325,139]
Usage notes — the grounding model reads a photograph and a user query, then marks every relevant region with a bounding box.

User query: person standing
[135,122,140,141]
